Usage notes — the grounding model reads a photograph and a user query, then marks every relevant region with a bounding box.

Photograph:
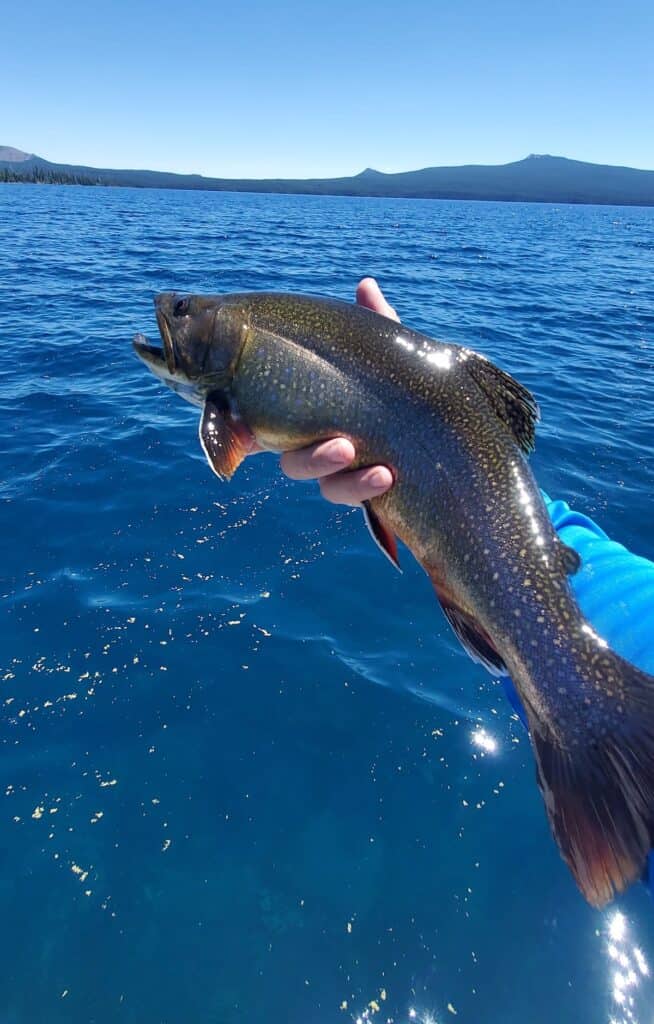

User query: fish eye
[173,297,190,318]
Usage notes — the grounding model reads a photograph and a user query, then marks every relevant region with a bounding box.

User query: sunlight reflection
[470,727,498,754]
[510,461,549,557]
[603,910,651,1024]
[633,948,648,976]
[609,912,627,943]
[343,908,652,1024]
[350,1002,439,1023]
[581,622,609,649]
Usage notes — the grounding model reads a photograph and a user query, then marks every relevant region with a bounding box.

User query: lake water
[1,183,653,1023]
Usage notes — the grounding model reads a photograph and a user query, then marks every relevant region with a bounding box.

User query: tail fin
[528,655,654,907]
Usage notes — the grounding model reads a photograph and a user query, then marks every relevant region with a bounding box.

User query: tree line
[0,167,98,186]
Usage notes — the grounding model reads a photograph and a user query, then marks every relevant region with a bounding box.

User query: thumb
[355,278,399,322]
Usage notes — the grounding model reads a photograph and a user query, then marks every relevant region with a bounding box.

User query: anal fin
[199,392,253,481]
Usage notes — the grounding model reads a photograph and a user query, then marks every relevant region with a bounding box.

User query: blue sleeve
[501,493,654,895]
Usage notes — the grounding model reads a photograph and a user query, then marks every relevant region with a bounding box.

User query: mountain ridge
[0,146,33,162]
[2,149,653,206]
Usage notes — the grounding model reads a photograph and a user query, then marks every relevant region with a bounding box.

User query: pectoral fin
[199,392,252,481]
[362,501,401,571]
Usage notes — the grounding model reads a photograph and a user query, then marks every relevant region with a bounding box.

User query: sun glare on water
[353,1009,439,1024]
[470,728,498,754]
[604,911,651,1024]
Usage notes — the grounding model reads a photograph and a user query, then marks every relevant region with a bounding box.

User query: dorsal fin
[465,352,540,454]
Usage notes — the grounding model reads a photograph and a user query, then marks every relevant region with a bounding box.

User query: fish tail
[528,653,654,907]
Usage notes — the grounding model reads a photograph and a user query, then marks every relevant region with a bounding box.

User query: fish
[133,290,654,907]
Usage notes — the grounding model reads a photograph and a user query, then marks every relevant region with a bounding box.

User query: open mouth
[132,333,168,371]
[156,308,177,374]
[131,302,177,376]
[132,333,203,407]
[132,297,177,376]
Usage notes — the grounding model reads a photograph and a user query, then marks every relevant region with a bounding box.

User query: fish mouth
[155,306,177,375]
[132,333,203,407]
[132,294,177,376]
[132,332,168,371]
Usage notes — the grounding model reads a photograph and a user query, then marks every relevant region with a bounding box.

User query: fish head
[133,293,248,406]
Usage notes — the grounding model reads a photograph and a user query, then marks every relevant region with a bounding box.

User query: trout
[133,291,654,907]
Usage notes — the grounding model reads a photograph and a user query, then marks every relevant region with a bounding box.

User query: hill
[1,150,653,206]
[0,146,33,162]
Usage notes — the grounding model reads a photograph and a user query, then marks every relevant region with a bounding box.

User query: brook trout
[134,291,654,907]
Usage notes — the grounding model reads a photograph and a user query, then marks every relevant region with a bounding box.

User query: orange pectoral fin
[199,393,253,481]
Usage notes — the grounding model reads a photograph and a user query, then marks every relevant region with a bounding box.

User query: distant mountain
[2,149,653,206]
[0,146,33,162]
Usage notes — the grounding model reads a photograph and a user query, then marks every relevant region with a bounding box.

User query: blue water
[1,183,654,1024]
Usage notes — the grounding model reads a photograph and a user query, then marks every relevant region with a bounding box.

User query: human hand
[280,278,396,505]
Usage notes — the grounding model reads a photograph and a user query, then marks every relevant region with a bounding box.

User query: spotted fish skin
[133,291,654,907]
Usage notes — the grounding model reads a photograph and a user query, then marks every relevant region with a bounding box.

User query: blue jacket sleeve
[501,493,654,895]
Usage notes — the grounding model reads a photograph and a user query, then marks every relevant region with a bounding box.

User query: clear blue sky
[5,0,654,177]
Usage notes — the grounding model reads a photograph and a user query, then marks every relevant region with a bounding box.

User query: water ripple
[1,183,653,1024]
